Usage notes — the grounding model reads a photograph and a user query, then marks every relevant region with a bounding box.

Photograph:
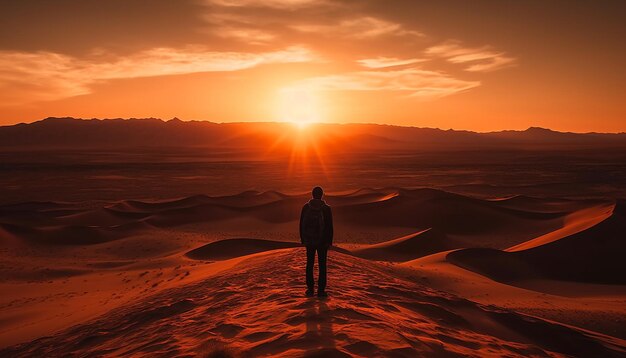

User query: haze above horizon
[1,1,624,132]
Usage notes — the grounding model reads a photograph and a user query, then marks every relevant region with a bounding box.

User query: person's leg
[306,246,316,292]
[317,247,328,293]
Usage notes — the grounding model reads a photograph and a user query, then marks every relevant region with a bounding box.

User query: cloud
[0,52,85,104]
[95,46,316,78]
[286,68,479,100]
[200,9,279,45]
[212,27,276,44]
[207,0,324,8]
[426,42,515,72]
[0,2,512,110]
[292,16,423,39]
[202,0,421,44]
[357,57,425,69]
[462,55,515,72]
[0,46,317,104]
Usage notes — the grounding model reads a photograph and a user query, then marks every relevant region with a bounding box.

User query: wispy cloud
[292,16,423,39]
[213,27,276,44]
[462,56,515,72]
[0,46,317,104]
[96,46,315,77]
[207,0,324,8]
[201,9,278,45]
[287,68,479,100]
[426,42,515,72]
[357,57,425,69]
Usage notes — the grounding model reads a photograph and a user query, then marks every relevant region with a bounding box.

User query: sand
[1,188,625,356]
[4,250,625,357]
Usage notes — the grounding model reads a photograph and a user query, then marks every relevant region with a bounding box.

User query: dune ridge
[185,238,301,261]
[447,201,626,285]
[3,250,624,357]
[2,188,625,355]
[351,229,454,262]
[1,188,587,249]
[506,202,614,251]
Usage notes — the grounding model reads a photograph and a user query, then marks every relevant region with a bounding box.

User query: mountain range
[1,117,625,150]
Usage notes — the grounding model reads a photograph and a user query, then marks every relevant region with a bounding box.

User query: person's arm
[325,206,334,247]
[299,205,307,244]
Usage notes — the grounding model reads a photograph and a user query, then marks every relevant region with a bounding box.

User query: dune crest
[185,238,300,261]
[1,188,586,250]
[447,201,626,285]
[3,250,624,357]
[351,228,453,262]
[507,202,614,251]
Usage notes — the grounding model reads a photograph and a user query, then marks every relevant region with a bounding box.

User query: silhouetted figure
[300,186,333,297]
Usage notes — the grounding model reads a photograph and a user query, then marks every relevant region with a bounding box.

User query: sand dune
[3,250,624,357]
[401,249,626,339]
[58,207,152,226]
[186,238,301,260]
[2,188,625,355]
[0,187,608,255]
[506,202,613,251]
[107,187,575,241]
[0,202,81,227]
[447,201,626,284]
[351,228,455,262]
[325,187,401,206]
[1,188,583,250]
[334,188,569,248]
[486,195,588,213]
[109,191,289,213]
[0,220,147,246]
[109,194,215,213]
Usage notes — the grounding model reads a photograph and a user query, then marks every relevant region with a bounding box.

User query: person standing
[300,186,333,297]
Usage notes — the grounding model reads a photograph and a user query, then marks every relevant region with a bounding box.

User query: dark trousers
[306,246,328,292]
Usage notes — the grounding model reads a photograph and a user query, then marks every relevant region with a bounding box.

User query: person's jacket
[299,199,333,247]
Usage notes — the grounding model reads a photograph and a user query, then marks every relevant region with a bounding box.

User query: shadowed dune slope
[485,195,600,213]
[185,238,301,261]
[2,250,624,357]
[108,191,289,213]
[507,202,614,251]
[0,222,147,245]
[97,188,574,238]
[332,188,572,249]
[335,188,566,230]
[447,201,626,285]
[351,228,455,262]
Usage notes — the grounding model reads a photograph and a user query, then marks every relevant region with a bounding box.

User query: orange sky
[0,1,625,132]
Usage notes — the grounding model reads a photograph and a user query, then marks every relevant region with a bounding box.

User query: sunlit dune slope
[447,200,626,284]
[185,238,300,260]
[506,202,613,251]
[3,250,624,357]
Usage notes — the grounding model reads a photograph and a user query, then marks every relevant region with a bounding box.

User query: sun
[276,86,321,129]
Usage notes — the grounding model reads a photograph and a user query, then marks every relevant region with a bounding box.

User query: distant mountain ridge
[1,117,625,150]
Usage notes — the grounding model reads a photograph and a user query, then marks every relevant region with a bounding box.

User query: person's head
[312,186,323,199]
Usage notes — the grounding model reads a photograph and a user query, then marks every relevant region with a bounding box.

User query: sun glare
[276,86,321,129]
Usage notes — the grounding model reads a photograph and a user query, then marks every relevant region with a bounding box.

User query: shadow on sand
[304,299,349,357]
